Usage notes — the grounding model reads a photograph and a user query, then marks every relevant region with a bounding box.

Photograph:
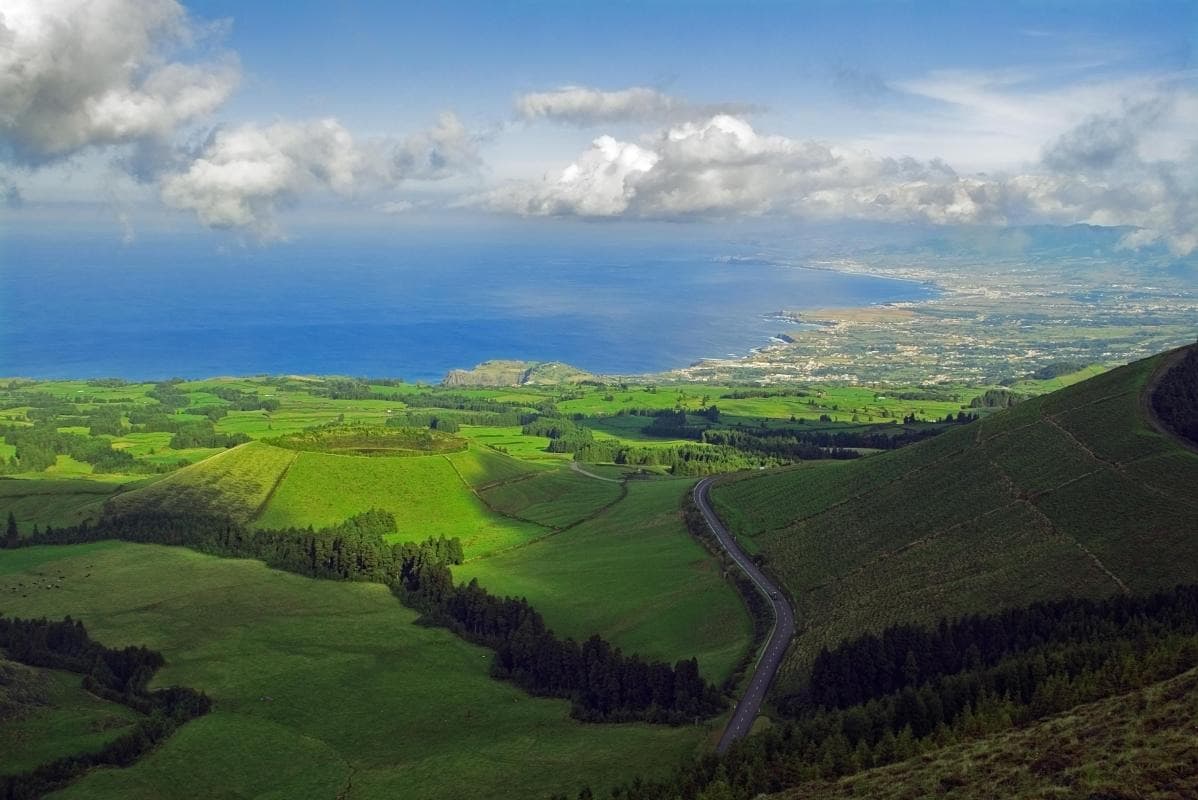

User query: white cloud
[515,85,759,126]
[0,0,239,164]
[159,113,481,234]
[482,97,1198,254]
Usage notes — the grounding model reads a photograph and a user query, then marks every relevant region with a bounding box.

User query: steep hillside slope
[711,348,1198,696]
[774,665,1198,800]
[103,442,297,524]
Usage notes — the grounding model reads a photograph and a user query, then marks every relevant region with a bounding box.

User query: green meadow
[0,661,140,776]
[255,448,547,557]
[0,542,716,800]
[457,478,752,682]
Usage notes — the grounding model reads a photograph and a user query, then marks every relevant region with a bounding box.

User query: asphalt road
[694,477,796,754]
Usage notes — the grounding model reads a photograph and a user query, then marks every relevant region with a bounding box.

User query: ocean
[1,228,934,381]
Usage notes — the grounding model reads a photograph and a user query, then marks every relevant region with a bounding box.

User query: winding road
[694,477,796,754]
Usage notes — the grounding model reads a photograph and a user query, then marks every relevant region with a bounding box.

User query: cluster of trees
[581,584,1198,800]
[523,416,595,453]
[1152,344,1198,446]
[969,388,1024,408]
[167,421,250,450]
[17,509,723,725]
[720,388,811,400]
[86,407,126,436]
[1,424,143,474]
[386,411,528,430]
[574,441,771,476]
[1028,360,1092,380]
[147,381,190,410]
[700,429,860,461]
[0,615,211,799]
[207,386,280,412]
[641,408,721,439]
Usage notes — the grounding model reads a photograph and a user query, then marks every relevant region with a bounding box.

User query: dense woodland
[9,510,723,725]
[1152,344,1198,446]
[0,616,211,799]
[558,585,1198,800]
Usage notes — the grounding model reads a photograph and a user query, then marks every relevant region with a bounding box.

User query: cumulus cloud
[515,85,759,125]
[0,0,239,165]
[159,113,481,234]
[483,114,1003,223]
[482,98,1198,254]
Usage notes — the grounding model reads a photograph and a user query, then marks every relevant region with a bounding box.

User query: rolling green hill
[711,348,1198,696]
[774,664,1198,800]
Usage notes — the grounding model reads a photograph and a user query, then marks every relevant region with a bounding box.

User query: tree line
[561,583,1198,800]
[11,509,723,725]
[0,616,211,799]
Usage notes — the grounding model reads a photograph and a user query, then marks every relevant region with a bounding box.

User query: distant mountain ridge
[441,360,595,387]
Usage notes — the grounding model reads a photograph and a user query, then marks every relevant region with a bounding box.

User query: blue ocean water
[0,229,934,381]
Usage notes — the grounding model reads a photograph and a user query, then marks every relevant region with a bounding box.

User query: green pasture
[457,478,752,683]
[0,661,140,776]
[456,424,567,461]
[254,449,546,557]
[478,468,623,528]
[0,542,716,800]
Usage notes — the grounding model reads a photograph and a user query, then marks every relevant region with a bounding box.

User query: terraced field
[711,350,1198,695]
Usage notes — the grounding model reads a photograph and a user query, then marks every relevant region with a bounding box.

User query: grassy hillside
[711,349,1198,695]
[444,444,548,487]
[0,542,716,800]
[102,442,297,524]
[0,478,127,532]
[776,665,1198,800]
[478,468,623,528]
[456,479,752,682]
[253,448,546,557]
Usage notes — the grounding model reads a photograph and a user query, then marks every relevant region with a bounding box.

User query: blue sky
[1,0,1195,251]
